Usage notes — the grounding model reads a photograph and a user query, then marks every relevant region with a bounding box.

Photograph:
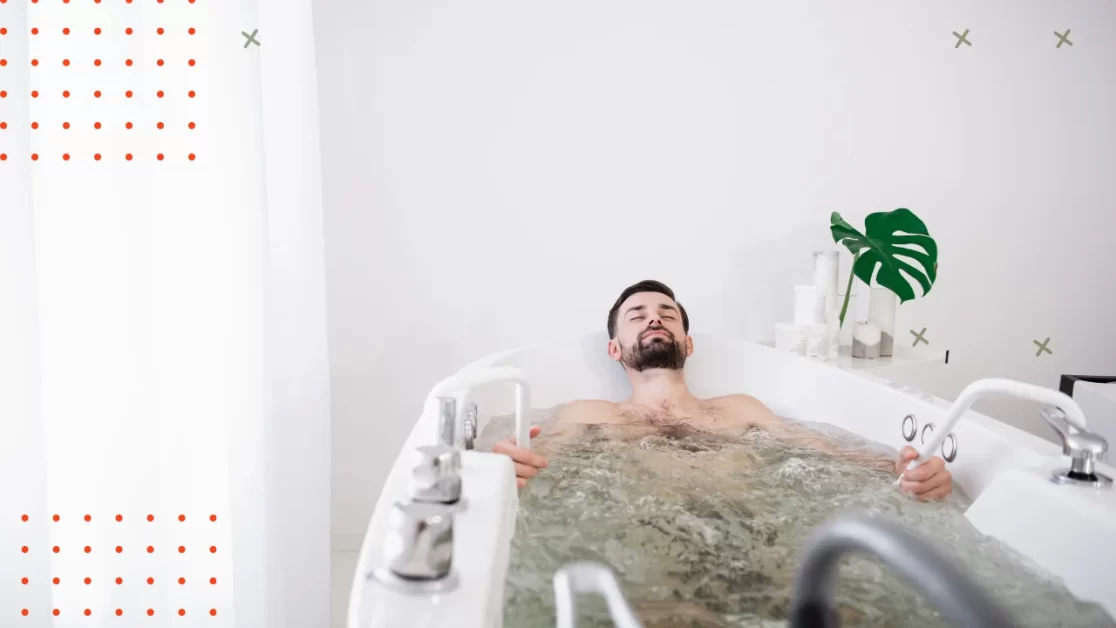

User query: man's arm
[491,399,615,488]
[722,394,954,499]
[491,426,548,488]
[722,394,883,463]
[723,394,924,475]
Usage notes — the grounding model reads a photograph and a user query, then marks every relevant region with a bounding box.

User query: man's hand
[492,425,549,488]
[895,445,952,501]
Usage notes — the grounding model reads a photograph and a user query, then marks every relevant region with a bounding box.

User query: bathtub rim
[459,331,1063,461]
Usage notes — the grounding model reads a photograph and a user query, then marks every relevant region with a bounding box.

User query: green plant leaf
[829,209,938,303]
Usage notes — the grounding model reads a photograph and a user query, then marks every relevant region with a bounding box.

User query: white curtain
[0,0,331,626]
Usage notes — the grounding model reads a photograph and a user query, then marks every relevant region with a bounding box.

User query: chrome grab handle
[554,562,643,628]
[789,515,1018,628]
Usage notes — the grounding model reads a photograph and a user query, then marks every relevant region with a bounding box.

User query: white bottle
[813,250,840,313]
[793,285,823,326]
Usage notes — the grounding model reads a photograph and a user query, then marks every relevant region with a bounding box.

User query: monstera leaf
[830,208,938,324]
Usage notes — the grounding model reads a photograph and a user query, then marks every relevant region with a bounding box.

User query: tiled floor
[331,551,360,628]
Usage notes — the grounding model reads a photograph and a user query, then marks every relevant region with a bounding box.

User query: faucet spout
[789,515,1018,628]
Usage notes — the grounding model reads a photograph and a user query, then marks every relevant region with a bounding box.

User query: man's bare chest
[613,402,737,431]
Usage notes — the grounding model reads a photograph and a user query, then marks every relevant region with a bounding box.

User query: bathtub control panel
[352,448,519,628]
[901,413,959,463]
[365,446,467,599]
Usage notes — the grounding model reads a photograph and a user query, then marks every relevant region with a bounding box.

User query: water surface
[478,405,1115,628]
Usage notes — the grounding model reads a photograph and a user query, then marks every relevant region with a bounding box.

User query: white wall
[313,0,1116,541]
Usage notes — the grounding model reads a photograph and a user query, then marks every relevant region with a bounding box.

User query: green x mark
[1033,337,1053,357]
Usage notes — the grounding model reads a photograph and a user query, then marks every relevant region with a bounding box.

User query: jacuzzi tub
[348,332,1116,627]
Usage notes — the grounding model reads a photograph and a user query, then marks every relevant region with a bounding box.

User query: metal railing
[552,515,1020,628]
[553,562,642,628]
[789,514,1018,628]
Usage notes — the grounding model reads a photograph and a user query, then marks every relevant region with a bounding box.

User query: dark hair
[607,280,690,339]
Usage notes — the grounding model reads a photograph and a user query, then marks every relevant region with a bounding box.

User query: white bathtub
[348,332,1116,627]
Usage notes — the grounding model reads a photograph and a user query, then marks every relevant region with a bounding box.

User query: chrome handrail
[789,514,1018,628]
[553,561,642,628]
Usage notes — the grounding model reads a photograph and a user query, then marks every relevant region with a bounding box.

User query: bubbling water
[477,406,1115,628]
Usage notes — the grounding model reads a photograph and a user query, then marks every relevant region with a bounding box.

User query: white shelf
[760,340,950,407]
[825,345,948,371]
[758,340,947,372]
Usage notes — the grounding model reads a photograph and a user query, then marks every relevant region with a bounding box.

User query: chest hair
[618,402,725,431]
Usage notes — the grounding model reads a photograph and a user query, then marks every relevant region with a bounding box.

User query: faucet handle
[382,501,455,581]
[1041,407,1107,457]
[1041,407,1111,485]
[463,402,478,450]
[436,396,457,447]
[411,445,463,504]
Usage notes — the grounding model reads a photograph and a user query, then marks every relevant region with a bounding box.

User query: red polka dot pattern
[0,4,201,162]
[17,513,223,616]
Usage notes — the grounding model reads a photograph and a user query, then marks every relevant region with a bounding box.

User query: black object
[945,350,950,365]
[1059,375,1116,398]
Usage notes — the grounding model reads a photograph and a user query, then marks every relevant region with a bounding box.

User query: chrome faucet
[423,365,532,451]
[383,501,454,579]
[789,515,1018,628]
[463,401,478,450]
[436,396,457,447]
[368,500,459,594]
[1042,407,1112,487]
[411,444,466,507]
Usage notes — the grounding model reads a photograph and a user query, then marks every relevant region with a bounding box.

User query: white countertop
[758,340,948,372]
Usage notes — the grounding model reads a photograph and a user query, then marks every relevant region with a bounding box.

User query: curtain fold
[0,0,330,625]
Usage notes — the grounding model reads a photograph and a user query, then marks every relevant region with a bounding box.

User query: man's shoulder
[563,399,621,414]
[706,393,780,423]
[708,393,767,409]
[554,399,621,423]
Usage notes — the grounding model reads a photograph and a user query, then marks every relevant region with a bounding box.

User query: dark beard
[620,329,687,372]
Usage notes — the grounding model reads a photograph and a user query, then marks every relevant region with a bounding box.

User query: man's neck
[626,368,698,410]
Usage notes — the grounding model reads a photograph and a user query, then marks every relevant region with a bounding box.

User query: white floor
[331,550,360,628]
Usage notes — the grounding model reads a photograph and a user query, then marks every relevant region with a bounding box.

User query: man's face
[608,291,692,372]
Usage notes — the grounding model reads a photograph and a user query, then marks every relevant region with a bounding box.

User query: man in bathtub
[492,279,954,501]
